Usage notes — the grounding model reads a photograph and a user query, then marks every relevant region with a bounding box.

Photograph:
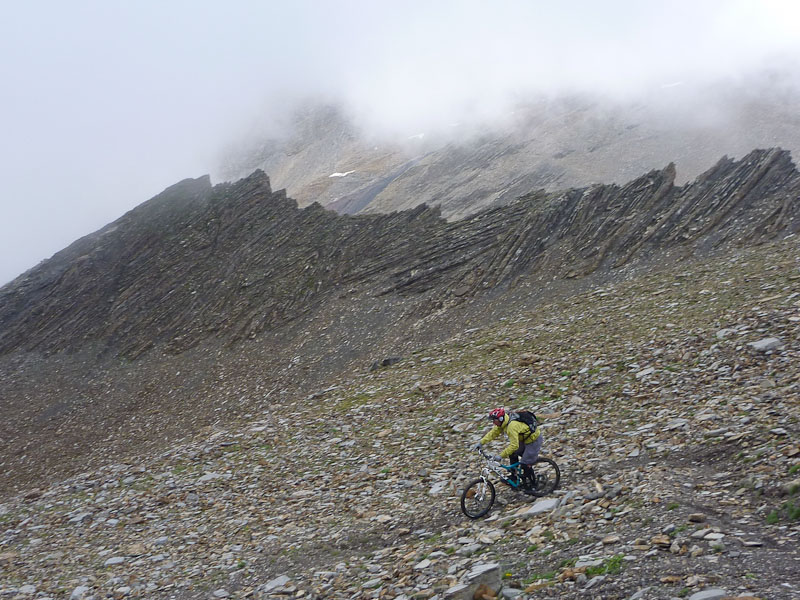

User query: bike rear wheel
[461,478,496,519]
[531,457,560,496]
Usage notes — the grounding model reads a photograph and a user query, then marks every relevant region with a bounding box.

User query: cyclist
[474,407,542,493]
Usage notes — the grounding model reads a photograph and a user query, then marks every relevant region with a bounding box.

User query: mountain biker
[474,408,542,493]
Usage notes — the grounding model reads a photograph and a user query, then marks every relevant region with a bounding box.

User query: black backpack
[510,410,538,436]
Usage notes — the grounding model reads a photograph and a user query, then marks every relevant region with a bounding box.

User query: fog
[1,0,799,285]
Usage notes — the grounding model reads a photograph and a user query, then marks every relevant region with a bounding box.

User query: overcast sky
[1,1,799,285]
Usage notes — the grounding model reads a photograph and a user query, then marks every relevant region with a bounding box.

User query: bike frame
[477,448,523,490]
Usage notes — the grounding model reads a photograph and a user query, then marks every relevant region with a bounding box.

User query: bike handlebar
[475,447,519,470]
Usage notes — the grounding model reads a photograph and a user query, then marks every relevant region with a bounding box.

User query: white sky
[1,0,799,284]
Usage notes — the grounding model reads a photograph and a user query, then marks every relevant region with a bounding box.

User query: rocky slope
[1,148,799,499]
[1,143,799,599]
[219,78,800,220]
[0,237,798,600]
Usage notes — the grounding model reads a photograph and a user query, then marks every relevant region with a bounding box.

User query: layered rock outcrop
[1,149,798,362]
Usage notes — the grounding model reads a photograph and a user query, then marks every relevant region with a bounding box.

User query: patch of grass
[767,501,800,523]
[559,557,578,568]
[525,544,538,553]
[523,572,555,584]
[667,502,680,510]
[542,529,554,540]
[335,392,372,412]
[503,379,515,388]
[585,555,624,577]
[789,464,800,476]
[766,510,780,524]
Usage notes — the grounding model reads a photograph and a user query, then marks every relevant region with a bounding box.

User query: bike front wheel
[531,457,560,496]
[461,478,496,519]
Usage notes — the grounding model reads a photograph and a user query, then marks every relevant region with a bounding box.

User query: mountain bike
[460,447,560,519]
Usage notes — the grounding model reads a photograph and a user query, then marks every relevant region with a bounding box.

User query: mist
[1,0,799,285]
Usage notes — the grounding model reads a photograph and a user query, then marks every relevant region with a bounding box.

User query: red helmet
[488,408,506,422]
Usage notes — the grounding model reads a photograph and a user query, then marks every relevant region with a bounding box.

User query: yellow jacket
[480,414,540,458]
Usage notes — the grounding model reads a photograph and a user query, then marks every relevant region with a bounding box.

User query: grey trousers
[510,434,543,466]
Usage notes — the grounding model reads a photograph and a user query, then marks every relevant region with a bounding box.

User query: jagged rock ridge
[1,149,798,361]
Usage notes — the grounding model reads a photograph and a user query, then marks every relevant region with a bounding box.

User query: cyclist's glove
[472,443,482,451]
[491,455,503,463]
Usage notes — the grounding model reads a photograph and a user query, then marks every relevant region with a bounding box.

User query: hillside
[0,236,798,599]
[1,148,799,499]
[1,141,799,599]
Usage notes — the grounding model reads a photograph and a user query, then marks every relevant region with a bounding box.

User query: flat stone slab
[465,562,500,581]
[688,589,728,600]
[261,576,290,593]
[747,337,782,351]
[520,498,559,516]
[444,584,469,598]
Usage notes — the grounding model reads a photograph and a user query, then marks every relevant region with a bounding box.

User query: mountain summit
[219,80,800,220]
